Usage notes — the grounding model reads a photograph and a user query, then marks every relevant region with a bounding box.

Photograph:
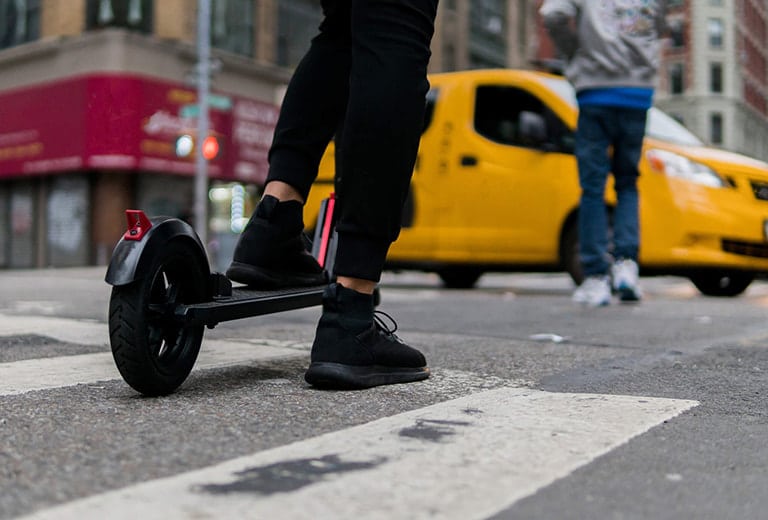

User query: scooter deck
[176,284,325,328]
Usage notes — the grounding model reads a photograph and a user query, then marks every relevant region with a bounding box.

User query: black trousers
[266,0,438,282]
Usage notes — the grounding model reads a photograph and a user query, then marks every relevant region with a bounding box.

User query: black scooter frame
[105,196,338,329]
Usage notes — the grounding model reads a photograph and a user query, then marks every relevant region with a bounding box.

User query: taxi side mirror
[518,111,548,147]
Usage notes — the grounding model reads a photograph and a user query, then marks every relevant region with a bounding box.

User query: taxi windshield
[540,75,705,147]
[646,108,704,146]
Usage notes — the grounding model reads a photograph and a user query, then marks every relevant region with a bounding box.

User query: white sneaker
[611,258,642,302]
[572,276,611,307]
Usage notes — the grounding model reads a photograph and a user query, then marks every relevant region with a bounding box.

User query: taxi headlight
[646,148,728,188]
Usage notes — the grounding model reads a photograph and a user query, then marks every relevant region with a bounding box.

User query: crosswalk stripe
[16,387,697,520]
[0,312,312,396]
[0,340,307,396]
[0,313,109,346]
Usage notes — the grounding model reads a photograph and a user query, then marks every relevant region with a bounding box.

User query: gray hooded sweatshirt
[539,0,668,93]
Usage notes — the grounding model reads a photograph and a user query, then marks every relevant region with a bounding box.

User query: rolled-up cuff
[266,152,315,202]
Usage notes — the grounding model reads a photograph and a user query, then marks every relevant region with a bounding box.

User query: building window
[668,19,685,49]
[86,0,153,34]
[0,0,41,49]
[277,0,322,67]
[9,181,36,268]
[710,112,723,145]
[669,62,684,95]
[212,0,254,57]
[469,0,507,69]
[710,62,723,93]
[442,41,457,71]
[708,18,723,48]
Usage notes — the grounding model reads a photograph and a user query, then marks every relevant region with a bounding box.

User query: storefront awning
[0,73,279,184]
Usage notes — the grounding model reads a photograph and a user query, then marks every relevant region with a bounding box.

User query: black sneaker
[304,283,430,389]
[226,195,327,289]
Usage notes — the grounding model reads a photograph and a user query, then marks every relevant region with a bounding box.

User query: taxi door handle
[460,155,478,167]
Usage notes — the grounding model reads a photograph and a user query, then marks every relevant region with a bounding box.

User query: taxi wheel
[438,267,483,289]
[561,224,583,286]
[689,271,754,297]
[562,214,614,287]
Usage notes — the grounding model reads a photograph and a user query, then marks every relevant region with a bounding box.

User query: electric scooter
[104,196,339,397]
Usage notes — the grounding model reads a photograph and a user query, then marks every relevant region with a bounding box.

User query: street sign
[179,94,232,118]
[179,105,200,118]
[208,94,232,110]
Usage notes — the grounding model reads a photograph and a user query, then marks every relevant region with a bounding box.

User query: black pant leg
[333,0,439,281]
[265,1,352,201]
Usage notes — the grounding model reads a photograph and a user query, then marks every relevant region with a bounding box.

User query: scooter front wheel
[108,240,208,396]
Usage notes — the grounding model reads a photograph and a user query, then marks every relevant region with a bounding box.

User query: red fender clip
[124,210,152,241]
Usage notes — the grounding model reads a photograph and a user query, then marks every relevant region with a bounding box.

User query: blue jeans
[575,105,648,277]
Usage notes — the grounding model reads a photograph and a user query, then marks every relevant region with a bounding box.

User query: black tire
[108,240,208,396]
[438,267,483,289]
[689,271,754,297]
[561,212,616,286]
[561,223,583,286]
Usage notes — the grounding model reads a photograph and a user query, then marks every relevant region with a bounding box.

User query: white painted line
[17,387,698,520]
[0,314,109,346]
[0,340,307,396]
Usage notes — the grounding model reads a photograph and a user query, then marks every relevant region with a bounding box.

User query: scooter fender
[105,216,210,287]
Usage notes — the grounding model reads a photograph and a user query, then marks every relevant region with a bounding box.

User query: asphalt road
[1,267,767,519]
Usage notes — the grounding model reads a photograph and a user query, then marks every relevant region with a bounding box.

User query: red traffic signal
[202,136,220,160]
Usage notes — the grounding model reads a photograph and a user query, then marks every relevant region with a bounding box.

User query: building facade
[0,0,537,270]
[654,0,768,163]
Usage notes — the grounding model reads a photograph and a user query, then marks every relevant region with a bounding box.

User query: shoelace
[373,310,400,339]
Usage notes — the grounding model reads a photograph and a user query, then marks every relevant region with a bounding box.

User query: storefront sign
[0,74,279,183]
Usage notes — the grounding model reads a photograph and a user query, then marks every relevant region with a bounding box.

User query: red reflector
[317,193,336,268]
[124,210,152,241]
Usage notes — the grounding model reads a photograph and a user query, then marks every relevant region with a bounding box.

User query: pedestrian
[226,0,439,388]
[539,0,668,306]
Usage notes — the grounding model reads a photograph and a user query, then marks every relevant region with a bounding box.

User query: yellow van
[304,69,768,296]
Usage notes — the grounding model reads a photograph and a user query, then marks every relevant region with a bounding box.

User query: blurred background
[0,0,765,272]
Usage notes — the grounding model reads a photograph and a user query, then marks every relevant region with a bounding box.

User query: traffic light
[174,134,220,160]
[175,134,194,158]
[202,136,220,160]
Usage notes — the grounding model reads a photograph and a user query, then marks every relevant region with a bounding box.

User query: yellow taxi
[304,69,768,296]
